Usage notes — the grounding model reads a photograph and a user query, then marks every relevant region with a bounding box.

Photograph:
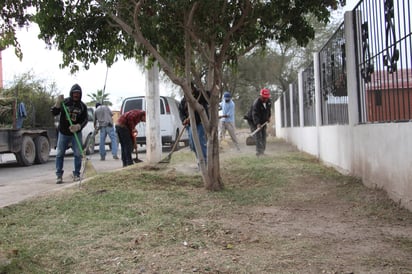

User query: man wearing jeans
[51,84,88,184]
[178,83,209,164]
[94,102,119,161]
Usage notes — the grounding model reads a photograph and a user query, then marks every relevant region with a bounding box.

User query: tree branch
[219,0,252,60]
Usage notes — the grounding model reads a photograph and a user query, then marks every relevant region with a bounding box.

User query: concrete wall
[275,117,412,211]
[352,124,412,209]
[274,10,412,211]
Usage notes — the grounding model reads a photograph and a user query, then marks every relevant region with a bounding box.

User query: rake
[61,102,97,186]
[159,125,187,164]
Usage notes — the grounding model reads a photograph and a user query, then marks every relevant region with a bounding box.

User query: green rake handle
[61,101,84,155]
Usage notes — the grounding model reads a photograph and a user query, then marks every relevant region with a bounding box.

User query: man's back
[95,105,113,127]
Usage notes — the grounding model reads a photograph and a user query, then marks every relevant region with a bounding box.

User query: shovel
[159,125,187,164]
[246,121,268,146]
[133,144,143,163]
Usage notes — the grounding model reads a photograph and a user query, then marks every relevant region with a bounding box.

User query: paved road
[0,147,150,208]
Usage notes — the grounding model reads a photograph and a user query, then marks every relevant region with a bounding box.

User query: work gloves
[69,124,81,133]
[54,95,64,108]
[183,118,190,126]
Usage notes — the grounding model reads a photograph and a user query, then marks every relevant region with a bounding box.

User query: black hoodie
[51,84,88,136]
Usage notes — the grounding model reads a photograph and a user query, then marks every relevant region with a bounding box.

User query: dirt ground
[2,129,412,273]
[170,130,412,273]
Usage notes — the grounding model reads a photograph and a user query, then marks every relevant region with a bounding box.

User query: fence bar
[302,64,316,126]
[319,22,349,125]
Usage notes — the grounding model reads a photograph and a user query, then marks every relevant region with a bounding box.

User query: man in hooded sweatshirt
[51,84,88,184]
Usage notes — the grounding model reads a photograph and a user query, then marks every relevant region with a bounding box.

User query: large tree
[2,0,343,190]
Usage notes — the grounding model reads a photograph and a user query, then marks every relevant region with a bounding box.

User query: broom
[61,102,97,185]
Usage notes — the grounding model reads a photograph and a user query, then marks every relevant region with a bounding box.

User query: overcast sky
[2,25,175,109]
[2,1,357,109]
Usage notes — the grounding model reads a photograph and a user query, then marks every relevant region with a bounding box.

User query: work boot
[73,175,81,182]
[56,176,63,184]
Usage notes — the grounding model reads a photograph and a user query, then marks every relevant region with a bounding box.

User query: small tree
[0,71,57,128]
[87,89,112,107]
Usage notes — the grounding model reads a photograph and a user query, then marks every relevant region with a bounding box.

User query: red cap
[260,88,271,99]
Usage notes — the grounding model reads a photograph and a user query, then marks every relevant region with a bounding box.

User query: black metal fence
[292,80,300,127]
[319,22,349,125]
[284,89,291,127]
[354,0,412,123]
[302,64,316,126]
[279,0,411,128]
[280,95,285,128]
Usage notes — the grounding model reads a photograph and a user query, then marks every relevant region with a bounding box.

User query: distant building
[366,69,412,122]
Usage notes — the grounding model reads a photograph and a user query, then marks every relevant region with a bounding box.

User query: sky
[1,25,175,110]
[1,0,358,110]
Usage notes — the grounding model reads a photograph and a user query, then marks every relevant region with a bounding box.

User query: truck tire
[15,136,36,166]
[34,135,50,164]
[85,134,95,155]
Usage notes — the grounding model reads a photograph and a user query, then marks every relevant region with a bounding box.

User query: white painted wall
[274,10,412,211]
[275,121,412,211]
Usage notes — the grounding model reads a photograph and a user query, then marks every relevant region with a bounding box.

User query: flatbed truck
[0,97,57,166]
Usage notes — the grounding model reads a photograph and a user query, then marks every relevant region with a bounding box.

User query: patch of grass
[1,140,412,273]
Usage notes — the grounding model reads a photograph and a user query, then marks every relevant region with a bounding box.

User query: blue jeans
[99,126,118,158]
[187,124,207,162]
[55,131,82,177]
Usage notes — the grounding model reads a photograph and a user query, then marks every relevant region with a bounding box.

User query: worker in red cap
[245,88,272,156]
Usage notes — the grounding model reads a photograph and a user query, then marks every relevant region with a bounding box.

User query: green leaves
[15,0,341,74]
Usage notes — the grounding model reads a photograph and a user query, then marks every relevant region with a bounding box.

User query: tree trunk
[204,59,224,191]
[205,122,223,191]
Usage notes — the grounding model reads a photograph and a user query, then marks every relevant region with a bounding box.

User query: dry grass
[1,137,412,273]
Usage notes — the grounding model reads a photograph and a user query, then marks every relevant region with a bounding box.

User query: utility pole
[145,62,162,163]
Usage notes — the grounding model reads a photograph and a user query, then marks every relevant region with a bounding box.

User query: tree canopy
[0,0,34,57]
[225,15,342,121]
[30,1,341,74]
